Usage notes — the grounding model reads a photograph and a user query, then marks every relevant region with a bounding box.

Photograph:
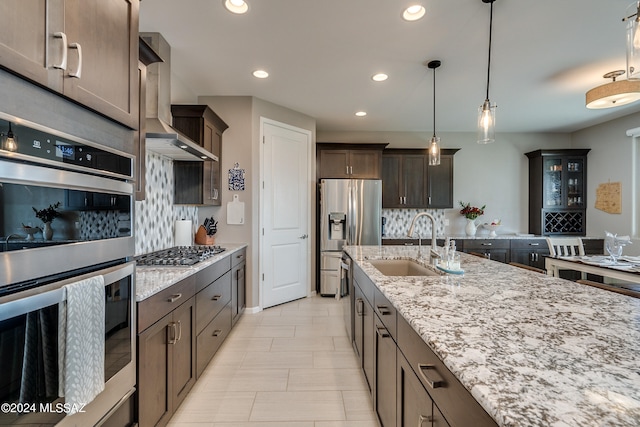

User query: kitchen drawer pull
[356,298,364,316]
[212,329,223,337]
[68,42,82,78]
[52,32,68,70]
[168,293,182,303]
[481,242,492,246]
[376,325,390,338]
[376,305,391,316]
[418,363,445,389]
[418,414,433,427]
[236,253,245,260]
[529,242,540,246]
[211,294,222,301]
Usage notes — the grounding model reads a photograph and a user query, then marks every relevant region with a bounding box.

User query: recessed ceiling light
[252,69,269,78]
[402,4,425,21]
[224,0,248,14]
[355,111,367,117]
[372,73,388,82]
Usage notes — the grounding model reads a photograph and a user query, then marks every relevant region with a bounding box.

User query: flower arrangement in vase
[33,202,61,240]
[459,201,485,236]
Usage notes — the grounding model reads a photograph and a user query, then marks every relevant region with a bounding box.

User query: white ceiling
[139,0,640,134]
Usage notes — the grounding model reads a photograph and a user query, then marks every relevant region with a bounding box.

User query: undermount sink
[369,259,441,276]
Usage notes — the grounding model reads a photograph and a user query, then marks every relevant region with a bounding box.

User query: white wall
[572,111,640,255]
[317,130,571,236]
[197,96,316,310]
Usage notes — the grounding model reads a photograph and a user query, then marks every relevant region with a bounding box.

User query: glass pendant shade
[626,1,640,80]
[477,100,496,144]
[429,136,441,166]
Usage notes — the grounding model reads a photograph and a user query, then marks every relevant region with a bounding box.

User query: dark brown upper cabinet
[317,143,387,179]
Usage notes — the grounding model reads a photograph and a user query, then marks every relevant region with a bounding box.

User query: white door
[261,119,311,308]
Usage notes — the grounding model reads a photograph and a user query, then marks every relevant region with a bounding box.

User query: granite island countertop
[135,243,247,301]
[344,245,640,427]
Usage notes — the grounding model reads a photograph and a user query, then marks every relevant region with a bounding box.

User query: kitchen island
[344,245,640,427]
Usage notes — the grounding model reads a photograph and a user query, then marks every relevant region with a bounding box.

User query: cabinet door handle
[52,32,68,70]
[356,298,364,316]
[212,294,221,301]
[168,293,182,303]
[418,364,445,389]
[350,166,353,175]
[68,42,82,78]
[346,166,350,175]
[481,242,492,246]
[212,329,223,337]
[428,196,432,205]
[376,325,390,338]
[418,414,433,427]
[376,305,391,316]
[168,322,178,345]
[176,320,182,342]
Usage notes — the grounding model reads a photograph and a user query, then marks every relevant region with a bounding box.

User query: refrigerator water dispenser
[329,212,346,240]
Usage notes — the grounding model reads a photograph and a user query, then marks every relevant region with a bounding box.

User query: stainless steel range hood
[141,32,217,162]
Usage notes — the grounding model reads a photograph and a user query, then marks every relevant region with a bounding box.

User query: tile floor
[168,295,380,427]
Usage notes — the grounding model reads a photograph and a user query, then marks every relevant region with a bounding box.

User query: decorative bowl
[21,226,41,241]
[482,223,501,237]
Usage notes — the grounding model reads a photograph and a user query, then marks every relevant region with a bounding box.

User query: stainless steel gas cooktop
[136,245,226,266]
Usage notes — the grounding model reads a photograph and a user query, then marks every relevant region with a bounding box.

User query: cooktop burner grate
[136,245,226,266]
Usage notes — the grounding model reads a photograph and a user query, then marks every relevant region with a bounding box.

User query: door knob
[298,234,308,239]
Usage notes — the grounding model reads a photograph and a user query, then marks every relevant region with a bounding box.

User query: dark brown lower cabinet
[231,248,246,326]
[374,314,396,427]
[397,351,449,427]
[462,239,510,263]
[137,296,196,427]
[353,278,374,393]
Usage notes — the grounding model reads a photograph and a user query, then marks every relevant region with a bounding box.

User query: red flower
[459,201,486,220]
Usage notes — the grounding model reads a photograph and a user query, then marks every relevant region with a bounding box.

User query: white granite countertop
[135,243,247,302]
[344,245,640,427]
[382,234,604,240]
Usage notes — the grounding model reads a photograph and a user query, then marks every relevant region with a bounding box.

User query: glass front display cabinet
[526,149,590,235]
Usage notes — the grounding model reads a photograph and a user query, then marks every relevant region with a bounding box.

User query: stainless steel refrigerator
[319,179,382,295]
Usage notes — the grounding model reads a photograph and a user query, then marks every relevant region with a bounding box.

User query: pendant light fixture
[478,0,497,144]
[427,60,441,166]
[2,122,17,152]
[624,1,640,80]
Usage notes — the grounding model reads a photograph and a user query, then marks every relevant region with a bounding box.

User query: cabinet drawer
[509,239,547,250]
[196,270,231,334]
[137,275,196,333]
[397,316,497,427]
[373,286,396,340]
[196,256,231,292]
[463,239,509,250]
[196,302,232,378]
[231,247,247,268]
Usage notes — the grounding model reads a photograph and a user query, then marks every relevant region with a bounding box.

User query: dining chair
[576,279,640,299]
[508,262,546,274]
[545,237,585,257]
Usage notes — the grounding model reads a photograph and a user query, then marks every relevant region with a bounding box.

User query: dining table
[545,254,640,286]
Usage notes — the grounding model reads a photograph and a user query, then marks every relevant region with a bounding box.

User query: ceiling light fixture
[252,69,269,79]
[624,1,640,80]
[427,60,441,166]
[585,70,640,108]
[372,73,388,82]
[355,111,367,117]
[2,122,17,152]
[478,0,497,144]
[224,0,248,14]
[402,5,426,21]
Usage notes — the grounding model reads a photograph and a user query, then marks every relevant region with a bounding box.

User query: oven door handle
[0,261,134,321]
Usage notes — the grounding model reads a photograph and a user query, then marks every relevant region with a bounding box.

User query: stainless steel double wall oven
[0,110,136,427]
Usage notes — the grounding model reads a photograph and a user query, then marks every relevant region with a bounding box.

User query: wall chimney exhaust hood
[141,32,217,162]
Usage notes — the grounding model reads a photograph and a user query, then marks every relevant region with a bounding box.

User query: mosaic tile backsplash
[382,208,445,238]
[135,152,197,255]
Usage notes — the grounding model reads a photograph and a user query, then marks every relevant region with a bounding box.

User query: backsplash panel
[135,151,197,255]
[382,208,445,238]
